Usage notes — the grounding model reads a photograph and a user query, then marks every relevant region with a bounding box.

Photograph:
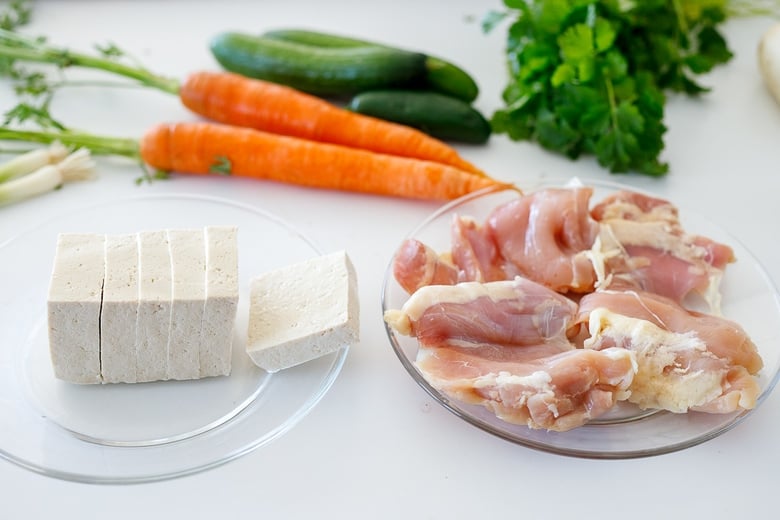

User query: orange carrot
[139,121,503,200]
[0,35,488,176]
[178,71,487,176]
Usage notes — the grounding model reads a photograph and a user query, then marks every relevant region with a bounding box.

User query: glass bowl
[381,178,780,458]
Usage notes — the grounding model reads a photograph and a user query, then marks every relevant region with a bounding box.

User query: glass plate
[0,193,348,483]
[381,178,780,459]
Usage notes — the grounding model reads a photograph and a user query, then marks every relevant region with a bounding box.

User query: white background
[1,1,779,518]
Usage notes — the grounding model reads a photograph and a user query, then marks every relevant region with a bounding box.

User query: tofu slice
[135,230,172,383]
[100,233,139,383]
[200,226,238,377]
[167,229,206,380]
[47,233,105,384]
[246,250,359,373]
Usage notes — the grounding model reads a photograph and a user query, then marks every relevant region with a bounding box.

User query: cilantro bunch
[485,0,741,176]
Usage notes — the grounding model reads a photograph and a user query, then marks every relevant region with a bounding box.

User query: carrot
[0,33,487,176]
[178,71,487,176]
[140,122,501,200]
[0,123,507,201]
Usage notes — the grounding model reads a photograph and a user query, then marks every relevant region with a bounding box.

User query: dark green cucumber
[262,29,374,49]
[348,90,491,144]
[262,28,480,102]
[422,56,479,104]
[210,32,427,96]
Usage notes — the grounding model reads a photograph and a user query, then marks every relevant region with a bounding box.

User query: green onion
[0,141,68,183]
[0,148,95,206]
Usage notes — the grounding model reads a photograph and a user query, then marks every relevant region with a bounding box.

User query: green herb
[484,0,776,176]
[0,0,31,31]
[209,155,232,175]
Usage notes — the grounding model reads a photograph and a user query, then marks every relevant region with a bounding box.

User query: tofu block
[135,230,172,383]
[200,226,238,377]
[167,229,206,380]
[100,233,139,383]
[247,250,359,373]
[47,226,241,385]
[47,233,105,384]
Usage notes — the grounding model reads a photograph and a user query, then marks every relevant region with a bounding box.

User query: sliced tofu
[167,229,206,381]
[47,233,105,384]
[100,233,139,383]
[200,226,238,377]
[48,226,241,385]
[246,250,359,373]
[135,230,172,383]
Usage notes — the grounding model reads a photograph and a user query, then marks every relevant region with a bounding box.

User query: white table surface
[1,1,779,518]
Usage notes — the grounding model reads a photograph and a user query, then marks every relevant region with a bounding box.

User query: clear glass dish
[0,193,348,483]
[381,178,780,459]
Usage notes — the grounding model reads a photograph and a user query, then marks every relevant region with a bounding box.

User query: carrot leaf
[3,100,66,130]
[135,167,170,185]
[0,28,181,95]
[94,42,125,59]
[209,155,232,175]
[0,0,31,31]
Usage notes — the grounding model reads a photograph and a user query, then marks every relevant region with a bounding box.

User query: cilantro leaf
[490,0,733,177]
[558,23,593,62]
[481,10,509,33]
[593,17,617,52]
[558,23,595,82]
[596,100,644,173]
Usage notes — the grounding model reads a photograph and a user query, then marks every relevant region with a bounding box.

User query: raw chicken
[590,190,735,311]
[415,345,636,431]
[393,187,734,309]
[384,276,578,351]
[450,215,507,283]
[387,184,759,429]
[392,238,459,294]
[487,186,599,293]
[590,190,679,222]
[383,276,637,431]
[392,186,601,295]
[581,307,760,413]
[574,289,763,375]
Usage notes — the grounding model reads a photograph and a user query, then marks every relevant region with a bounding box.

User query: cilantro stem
[671,0,689,37]
[604,76,618,131]
[0,29,180,95]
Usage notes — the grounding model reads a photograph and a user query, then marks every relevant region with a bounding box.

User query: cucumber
[262,29,374,49]
[262,29,480,103]
[423,56,480,104]
[348,90,491,144]
[209,32,427,97]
